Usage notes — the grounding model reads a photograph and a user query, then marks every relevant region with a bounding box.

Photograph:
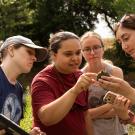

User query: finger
[80,81,89,90]
[115,95,123,106]
[121,96,128,105]
[98,78,118,90]
[30,127,41,135]
[125,99,131,109]
[85,72,97,80]
[116,96,129,108]
[101,76,121,83]
[0,129,6,135]
[82,73,95,82]
[41,132,47,135]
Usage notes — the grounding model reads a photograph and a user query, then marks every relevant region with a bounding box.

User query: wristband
[119,111,134,125]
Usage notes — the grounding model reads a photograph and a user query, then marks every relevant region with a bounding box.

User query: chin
[131,53,135,59]
[23,68,31,73]
[132,56,135,60]
[71,68,78,73]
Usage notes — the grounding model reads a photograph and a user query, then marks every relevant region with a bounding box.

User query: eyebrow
[121,33,128,39]
[83,44,102,47]
[63,49,81,52]
[116,32,128,43]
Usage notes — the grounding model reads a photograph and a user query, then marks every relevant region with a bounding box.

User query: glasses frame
[82,45,103,54]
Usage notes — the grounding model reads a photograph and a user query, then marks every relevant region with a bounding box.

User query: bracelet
[119,111,134,125]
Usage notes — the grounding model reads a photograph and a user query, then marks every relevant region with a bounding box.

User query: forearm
[88,104,112,119]
[84,111,94,135]
[127,87,135,104]
[96,109,116,119]
[38,88,79,126]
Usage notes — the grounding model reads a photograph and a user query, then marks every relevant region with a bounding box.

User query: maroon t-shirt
[31,65,88,135]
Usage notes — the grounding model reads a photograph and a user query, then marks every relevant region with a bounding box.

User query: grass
[128,125,135,135]
[20,87,32,132]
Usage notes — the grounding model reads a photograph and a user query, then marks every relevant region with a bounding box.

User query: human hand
[0,129,6,135]
[29,127,47,135]
[112,95,131,120]
[98,75,132,98]
[73,72,97,94]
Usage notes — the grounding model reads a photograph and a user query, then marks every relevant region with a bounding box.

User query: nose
[71,54,81,61]
[121,42,128,51]
[90,49,95,54]
[32,55,37,62]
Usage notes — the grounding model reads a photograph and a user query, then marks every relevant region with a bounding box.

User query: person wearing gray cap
[0,35,47,135]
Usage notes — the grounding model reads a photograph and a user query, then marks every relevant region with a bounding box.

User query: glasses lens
[83,45,102,53]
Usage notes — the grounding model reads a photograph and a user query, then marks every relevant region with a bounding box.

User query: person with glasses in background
[0,35,47,135]
[81,31,129,135]
[98,14,135,104]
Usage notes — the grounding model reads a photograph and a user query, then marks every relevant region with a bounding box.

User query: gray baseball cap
[0,35,48,62]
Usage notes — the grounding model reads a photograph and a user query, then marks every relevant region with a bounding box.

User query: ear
[51,52,57,61]
[8,45,14,57]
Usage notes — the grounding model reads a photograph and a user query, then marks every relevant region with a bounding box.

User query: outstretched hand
[98,75,132,98]
[73,72,97,94]
[112,95,131,120]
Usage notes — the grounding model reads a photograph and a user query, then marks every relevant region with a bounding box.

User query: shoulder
[104,61,123,79]
[33,65,52,80]
[32,64,60,87]
[111,65,123,79]
[0,68,9,87]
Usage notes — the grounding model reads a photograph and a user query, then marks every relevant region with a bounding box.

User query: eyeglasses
[82,45,102,53]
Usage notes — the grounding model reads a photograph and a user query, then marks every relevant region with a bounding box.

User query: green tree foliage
[0,0,34,39]
[31,0,135,45]
[29,0,99,46]
[113,0,135,19]
[90,0,135,31]
[1,0,135,43]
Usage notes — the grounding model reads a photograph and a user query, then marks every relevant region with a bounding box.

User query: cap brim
[23,43,48,62]
[35,48,48,62]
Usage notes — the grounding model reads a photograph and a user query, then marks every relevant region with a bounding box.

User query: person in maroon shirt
[31,31,96,135]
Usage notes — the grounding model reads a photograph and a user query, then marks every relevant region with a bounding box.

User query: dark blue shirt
[0,67,23,124]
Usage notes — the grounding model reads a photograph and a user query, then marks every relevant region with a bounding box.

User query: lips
[28,63,33,67]
[130,53,135,57]
[88,56,99,60]
[70,63,79,66]
[69,63,80,68]
[127,49,135,56]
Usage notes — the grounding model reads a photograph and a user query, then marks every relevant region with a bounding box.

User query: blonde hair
[80,31,104,47]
